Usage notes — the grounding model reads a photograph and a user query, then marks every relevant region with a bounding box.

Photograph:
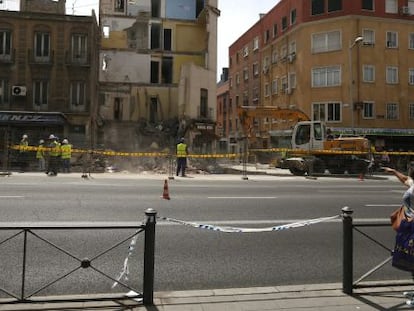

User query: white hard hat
[39,139,44,144]
[49,134,55,139]
[62,139,68,144]
[22,134,28,139]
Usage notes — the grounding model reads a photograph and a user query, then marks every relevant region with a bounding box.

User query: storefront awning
[0,111,67,126]
[332,127,414,136]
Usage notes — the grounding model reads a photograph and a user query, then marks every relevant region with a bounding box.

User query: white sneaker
[404,292,414,299]
[406,299,414,307]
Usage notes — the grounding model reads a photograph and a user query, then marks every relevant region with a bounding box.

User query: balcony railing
[0,49,15,64]
[28,49,54,65]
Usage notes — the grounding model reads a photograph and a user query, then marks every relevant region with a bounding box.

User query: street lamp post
[348,36,364,134]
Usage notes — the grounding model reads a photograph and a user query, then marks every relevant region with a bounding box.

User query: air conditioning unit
[12,86,26,96]
[401,6,410,15]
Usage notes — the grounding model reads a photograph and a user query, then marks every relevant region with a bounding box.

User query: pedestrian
[36,139,45,172]
[46,134,61,176]
[384,165,414,306]
[176,137,189,177]
[60,138,72,173]
[18,134,29,172]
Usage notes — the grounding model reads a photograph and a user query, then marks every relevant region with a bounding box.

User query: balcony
[28,49,54,66]
[0,49,15,64]
[65,51,91,67]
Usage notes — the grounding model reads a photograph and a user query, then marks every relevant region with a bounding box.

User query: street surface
[0,172,409,297]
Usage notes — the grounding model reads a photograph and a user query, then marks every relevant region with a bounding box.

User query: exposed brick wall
[20,0,65,15]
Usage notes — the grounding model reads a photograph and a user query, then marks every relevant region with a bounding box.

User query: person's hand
[383,167,395,173]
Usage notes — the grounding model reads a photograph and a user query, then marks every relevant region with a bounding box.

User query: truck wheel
[289,167,307,176]
[312,159,326,174]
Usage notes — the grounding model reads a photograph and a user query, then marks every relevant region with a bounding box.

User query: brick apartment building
[0,0,100,166]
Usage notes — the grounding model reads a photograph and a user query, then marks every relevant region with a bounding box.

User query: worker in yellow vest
[176,137,189,177]
[46,134,61,176]
[36,139,45,172]
[61,138,72,173]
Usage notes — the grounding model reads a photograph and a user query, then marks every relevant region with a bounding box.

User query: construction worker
[60,138,72,173]
[176,137,189,177]
[46,134,61,176]
[36,139,45,172]
[18,134,29,172]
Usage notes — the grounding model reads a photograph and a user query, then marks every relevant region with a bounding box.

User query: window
[362,0,374,10]
[33,80,48,109]
[386,103,399,120]
[71,34,87,63]
[264,83,270,97]
[311,0,324,15]
[409,69,414,85]
[0,79,9,105]
[115,0,125,12]
[281,76,288,92]
[243,46,249,57]
[385,0,398,13]
[272,79,278,94]
[290,9,297,25]
[362,29,375,45]
[253,36,259,50]
[312,102,342,122]
[272,50,278,63]
[409,33,414,49]
[236,73,240,85]
[114,97,122,120]
[288,72,297,89]
[312,30,341,53]
[0,30,11,60]
[264,30,270,44]
[363,101,374,119]
[243,91,249,106]
[312,66,341,87]
[103,26,110,38]
[282,16,287,31]
[273,24,278,38]
[289,41,296,54]
[243,67,249,81]
[409,103,414,120]
[200,89,208,118]
[363,65,375,82]
[386,31,398,48]
[70,81,86,111]
[253,62,259,76]
[386,66,398,84]
[328,0,342,12]
[164,29,172,51]
[34,32,50,61]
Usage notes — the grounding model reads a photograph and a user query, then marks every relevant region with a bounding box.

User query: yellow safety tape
[13,144,414,157]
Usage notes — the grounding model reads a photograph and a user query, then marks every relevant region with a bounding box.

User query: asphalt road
[0,173,409,297]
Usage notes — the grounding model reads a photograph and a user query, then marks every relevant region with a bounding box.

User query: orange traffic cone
[161,179,170,200]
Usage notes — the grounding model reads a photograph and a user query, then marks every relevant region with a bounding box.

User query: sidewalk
[1,282,414,310]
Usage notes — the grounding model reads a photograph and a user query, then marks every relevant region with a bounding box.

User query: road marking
[365,204,400,207]
[208,196,277,199]
[0,196,24,198]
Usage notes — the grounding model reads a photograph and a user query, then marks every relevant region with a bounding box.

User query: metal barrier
[0,208,157,307]
[342,207,413,295]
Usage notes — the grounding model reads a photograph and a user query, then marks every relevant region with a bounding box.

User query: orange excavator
[238,106,371,176]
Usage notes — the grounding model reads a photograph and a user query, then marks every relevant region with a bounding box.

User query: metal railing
[0,208,157,307]
[342,207,413,295]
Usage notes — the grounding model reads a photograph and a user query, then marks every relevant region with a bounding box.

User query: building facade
[98,0,219,153]
[228,0,414,152]
[0,0,100,155]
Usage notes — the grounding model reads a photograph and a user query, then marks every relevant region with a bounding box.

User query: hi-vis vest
[49,141,61,157]
[176,143,187,158]
[61,144,72,159]
[36,145,44,159]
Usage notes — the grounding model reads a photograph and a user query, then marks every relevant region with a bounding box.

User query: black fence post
[143,208,157,305]
[342,206,354,295]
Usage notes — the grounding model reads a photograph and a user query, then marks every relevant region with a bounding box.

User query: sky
[2,0,279,80]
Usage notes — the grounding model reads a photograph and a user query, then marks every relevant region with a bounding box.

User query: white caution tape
[158,215,340,233]
[112,234,138,289]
